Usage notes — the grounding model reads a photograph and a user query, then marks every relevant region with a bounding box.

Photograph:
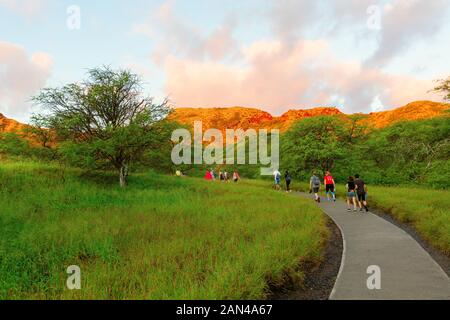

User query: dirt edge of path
[268,216,343,300]
[370,207,450,277]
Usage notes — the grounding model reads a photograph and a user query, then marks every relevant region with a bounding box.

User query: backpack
[312,176,320,187]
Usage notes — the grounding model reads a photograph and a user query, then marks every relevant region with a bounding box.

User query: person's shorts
[275,178,280,185]
[326,184,335,192]
[347,191,356,198]
[313,187,320,193]
[358,193,366,201]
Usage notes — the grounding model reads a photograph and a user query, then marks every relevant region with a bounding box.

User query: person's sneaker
[365,207,369,213]
[318,197,321,203]
[354,208,358,212]
[347,208,351,212]
[360,208,364,212]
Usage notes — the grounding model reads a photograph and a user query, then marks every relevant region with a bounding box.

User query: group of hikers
[273,170,369,213]
[182,167,370,213]
[309,171,369,212]
[204,169,241,183]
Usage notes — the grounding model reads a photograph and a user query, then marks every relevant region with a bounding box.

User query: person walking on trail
[233,171,240,183]
[219,171,225,182]
[210,169,216,181]
[204,170,213,181]
[324,171,336,202]
[346,176,358,212]
[285,170,292,193]
[224,170,229,182]
[310,172,321,203]
[355,174,369,212]
[273,169,281,191]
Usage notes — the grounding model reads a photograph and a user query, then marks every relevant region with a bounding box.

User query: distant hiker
[273,169,281,190]
[210,169,216,181]
[204,170,213,181]
[285,170,292,193]
[224,170,229,182]
[324,171,336,202]
[346,176,357,212]
[355,174,369,212]
[310,172,321,203]
[233,171,240,182]
[219,171,225,182]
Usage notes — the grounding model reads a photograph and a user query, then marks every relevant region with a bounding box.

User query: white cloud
[0,41,52,120]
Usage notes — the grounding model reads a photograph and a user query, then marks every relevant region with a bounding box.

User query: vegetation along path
[298,193,450,300]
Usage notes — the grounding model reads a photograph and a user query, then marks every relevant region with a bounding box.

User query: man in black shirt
[355,174,369,212]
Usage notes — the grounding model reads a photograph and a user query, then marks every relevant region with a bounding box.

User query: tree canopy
[32,66,172,187]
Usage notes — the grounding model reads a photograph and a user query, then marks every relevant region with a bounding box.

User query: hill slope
[170,101,449,132]
[0,113,29,134]
[1,101,448,135]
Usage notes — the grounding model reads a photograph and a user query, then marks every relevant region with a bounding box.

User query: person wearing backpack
[310,172,321,203]
[355,174,369,212]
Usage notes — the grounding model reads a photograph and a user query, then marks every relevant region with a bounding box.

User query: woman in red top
[204,170,213,180]
[324,171,336,202]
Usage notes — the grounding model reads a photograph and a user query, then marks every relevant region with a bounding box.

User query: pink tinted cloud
[0,0,47,18]
[137,0,444,114]
[134,1,238,65]
[0,41,52,118]
[163,39,439,114]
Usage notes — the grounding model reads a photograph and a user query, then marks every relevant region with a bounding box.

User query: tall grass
[367,186,450,256]
[0,160,327,299]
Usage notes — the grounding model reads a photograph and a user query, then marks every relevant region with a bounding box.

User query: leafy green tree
[32,66,172,187]
[24,115,56,149]
[280,116,348,179]
[362,117,450,185]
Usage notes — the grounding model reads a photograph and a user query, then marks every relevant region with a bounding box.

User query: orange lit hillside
[366,101,449,128]
[1,100,448,138]
[169,101,449,132]
[169,107,343,132]
[0,113,29,134]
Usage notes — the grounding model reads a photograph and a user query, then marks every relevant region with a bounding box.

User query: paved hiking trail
[299,193,450,300]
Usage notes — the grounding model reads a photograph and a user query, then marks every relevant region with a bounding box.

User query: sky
[0,0,449,122]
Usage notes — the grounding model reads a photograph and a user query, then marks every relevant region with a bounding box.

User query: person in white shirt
[273,169,281,190]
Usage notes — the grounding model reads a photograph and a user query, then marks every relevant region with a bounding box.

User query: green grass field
[292,181,450,256]
[367,186,450,256]
[0,160,327,300]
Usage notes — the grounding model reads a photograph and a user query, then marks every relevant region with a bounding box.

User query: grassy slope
[293,181,450,256]
[0,161,327,300]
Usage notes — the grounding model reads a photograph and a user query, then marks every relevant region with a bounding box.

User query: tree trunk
[119,165,128,188]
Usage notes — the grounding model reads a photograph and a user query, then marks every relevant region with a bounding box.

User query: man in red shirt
[324,171,336,202]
